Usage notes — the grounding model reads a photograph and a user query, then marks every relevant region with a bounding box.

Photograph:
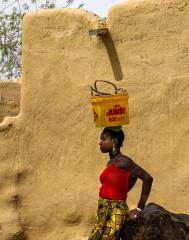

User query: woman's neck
[107,151,122,166]
[109,150,121,161]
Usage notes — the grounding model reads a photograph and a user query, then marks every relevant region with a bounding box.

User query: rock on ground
[119,203,189,240]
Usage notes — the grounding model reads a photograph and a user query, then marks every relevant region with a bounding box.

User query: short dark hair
[102,127,125,147]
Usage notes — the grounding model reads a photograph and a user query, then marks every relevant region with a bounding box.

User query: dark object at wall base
[117,203,189,240]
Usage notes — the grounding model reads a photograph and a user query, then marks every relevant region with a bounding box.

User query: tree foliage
[0,0,84,80]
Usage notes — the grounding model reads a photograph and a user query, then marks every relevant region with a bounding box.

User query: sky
[65,0,124,17]
[1,0,125,17]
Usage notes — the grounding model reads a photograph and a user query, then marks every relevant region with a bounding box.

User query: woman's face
[99,132,114,153]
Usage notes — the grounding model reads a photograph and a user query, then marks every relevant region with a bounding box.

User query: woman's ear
[112,138,118,146]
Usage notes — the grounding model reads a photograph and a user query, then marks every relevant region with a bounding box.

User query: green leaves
[0,9,22,79]
[78,3,84,9]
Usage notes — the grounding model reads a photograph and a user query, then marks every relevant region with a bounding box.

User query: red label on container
[106,105,126,117]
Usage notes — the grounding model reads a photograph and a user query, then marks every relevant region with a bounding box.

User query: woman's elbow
[148,176,153,187]
[145,174,153,185]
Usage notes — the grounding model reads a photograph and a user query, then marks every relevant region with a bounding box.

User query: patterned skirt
[88,197,129,240]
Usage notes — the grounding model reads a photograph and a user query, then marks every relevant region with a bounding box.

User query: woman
[88,126,153,240]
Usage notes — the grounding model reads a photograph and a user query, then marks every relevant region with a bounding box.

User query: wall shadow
[101,31,123,81]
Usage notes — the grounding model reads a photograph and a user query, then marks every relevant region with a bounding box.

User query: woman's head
[99,126,125,153]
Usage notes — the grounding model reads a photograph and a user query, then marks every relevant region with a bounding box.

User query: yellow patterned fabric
[88,197,129,240]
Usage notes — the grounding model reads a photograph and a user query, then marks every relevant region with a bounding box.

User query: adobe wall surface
[0,0,189,239]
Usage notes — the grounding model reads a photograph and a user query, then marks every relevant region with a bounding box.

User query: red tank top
[99,162,130,200]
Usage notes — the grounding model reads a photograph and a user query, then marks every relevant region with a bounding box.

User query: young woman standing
[88,126,153,240]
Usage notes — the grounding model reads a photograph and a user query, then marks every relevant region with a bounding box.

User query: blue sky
[1,0,125,17]
[66,0,124,17]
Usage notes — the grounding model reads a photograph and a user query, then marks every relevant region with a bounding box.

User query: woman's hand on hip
[128,208,142,222]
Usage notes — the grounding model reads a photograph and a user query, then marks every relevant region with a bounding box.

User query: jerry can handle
[90,80,118,96]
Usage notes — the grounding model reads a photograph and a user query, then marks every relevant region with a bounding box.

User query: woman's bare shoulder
[115,154,135,170]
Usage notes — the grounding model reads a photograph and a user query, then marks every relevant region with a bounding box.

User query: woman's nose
[99,140,103,145]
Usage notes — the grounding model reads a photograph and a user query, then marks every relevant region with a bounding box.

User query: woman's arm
[116,155,153,219]
[135,167,153,210]
[128,175,138,192]
[129,162,153,210]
